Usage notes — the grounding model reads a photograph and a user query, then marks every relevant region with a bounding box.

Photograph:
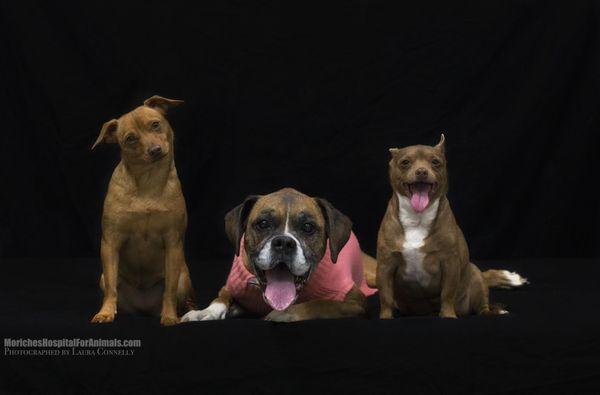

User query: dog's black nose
[148,145,163,158]
[271,235,297,254]
[415,168,428,178]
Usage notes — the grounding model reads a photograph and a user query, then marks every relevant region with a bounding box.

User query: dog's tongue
[410,184,431,212]
[265,265,297,311]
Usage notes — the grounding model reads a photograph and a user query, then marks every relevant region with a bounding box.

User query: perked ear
[224,195,261,256]
[91,119,118,150]
[314,198,353,263]
[434,133,445,154]
[143,95,184,115]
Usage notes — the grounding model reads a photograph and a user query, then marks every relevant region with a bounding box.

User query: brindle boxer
[377,135,528,319]
[90,95,196,326]
[182,188,377,323]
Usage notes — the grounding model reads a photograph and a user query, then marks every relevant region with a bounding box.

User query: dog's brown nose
[415,168,429,178]
[272,235,297,254]
[148,145,163,158]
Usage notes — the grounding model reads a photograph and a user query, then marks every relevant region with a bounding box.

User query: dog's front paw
[181,303,228,322]
[379,307,394,319]
[265,308,300,323]
[91,311,115,323]
[160,315,180,326]
[439,311,458,319]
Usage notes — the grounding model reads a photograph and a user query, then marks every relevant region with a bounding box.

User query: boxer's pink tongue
[264,265,297,311]
[410,184,431,212]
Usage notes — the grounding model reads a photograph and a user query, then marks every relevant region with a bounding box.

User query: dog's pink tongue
[265,266,297,311]
[410,184,430,212]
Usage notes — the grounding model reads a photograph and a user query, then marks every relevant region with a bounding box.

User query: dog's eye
[151,121,160,130]
[432,158,441,166]
[302,223,315,234]
[124,134,138,144]
[400,159,410,166]
[255,219,271,230]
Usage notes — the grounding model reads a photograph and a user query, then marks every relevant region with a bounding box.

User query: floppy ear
[224,195,261,256]
[91,119,118,150]
[143,95,184,115]
[389,147,401,157]
[314,198,353,263]
[434,133,445,154]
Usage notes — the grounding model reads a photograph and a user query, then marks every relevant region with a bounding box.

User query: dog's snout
[415,167,429,178]
[271,235,296,254]
[148,145,163,158]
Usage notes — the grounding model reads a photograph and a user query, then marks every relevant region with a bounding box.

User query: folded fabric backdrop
[1,1,598,261]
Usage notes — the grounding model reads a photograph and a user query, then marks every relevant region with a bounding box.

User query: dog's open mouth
[253,264,310,311]
[405,182,437,212]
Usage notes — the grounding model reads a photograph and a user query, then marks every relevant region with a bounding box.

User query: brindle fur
[218,188,369,322]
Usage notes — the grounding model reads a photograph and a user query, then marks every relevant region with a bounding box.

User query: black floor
[1,258,599,394]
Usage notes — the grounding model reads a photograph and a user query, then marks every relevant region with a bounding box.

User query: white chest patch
[397,193,439,287]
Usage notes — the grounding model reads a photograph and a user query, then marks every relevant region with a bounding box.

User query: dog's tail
[362,253,377,288]
[361,257,528,290]
[482,269,529,289]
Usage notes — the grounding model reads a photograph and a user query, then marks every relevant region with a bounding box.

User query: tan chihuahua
[91,95,196,326]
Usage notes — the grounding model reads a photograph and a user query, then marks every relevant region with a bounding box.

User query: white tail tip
[501,270,529,287]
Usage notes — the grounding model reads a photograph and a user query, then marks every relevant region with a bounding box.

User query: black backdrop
[2,3,600,394]
[1,1,599,261]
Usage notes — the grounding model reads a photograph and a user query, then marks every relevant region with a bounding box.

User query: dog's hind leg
[486,303,509,315]
[465,263,493,315]
[176,264,197,314]
[362,252,377,288]
[468,264,509,315]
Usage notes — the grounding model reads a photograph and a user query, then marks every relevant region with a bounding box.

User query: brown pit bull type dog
[90,96,196,326]
[377,135,528,319]
[182,188,377,323]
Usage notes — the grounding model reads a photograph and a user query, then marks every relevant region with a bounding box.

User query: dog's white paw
[500,270,528,287]
[181,302,227,322]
